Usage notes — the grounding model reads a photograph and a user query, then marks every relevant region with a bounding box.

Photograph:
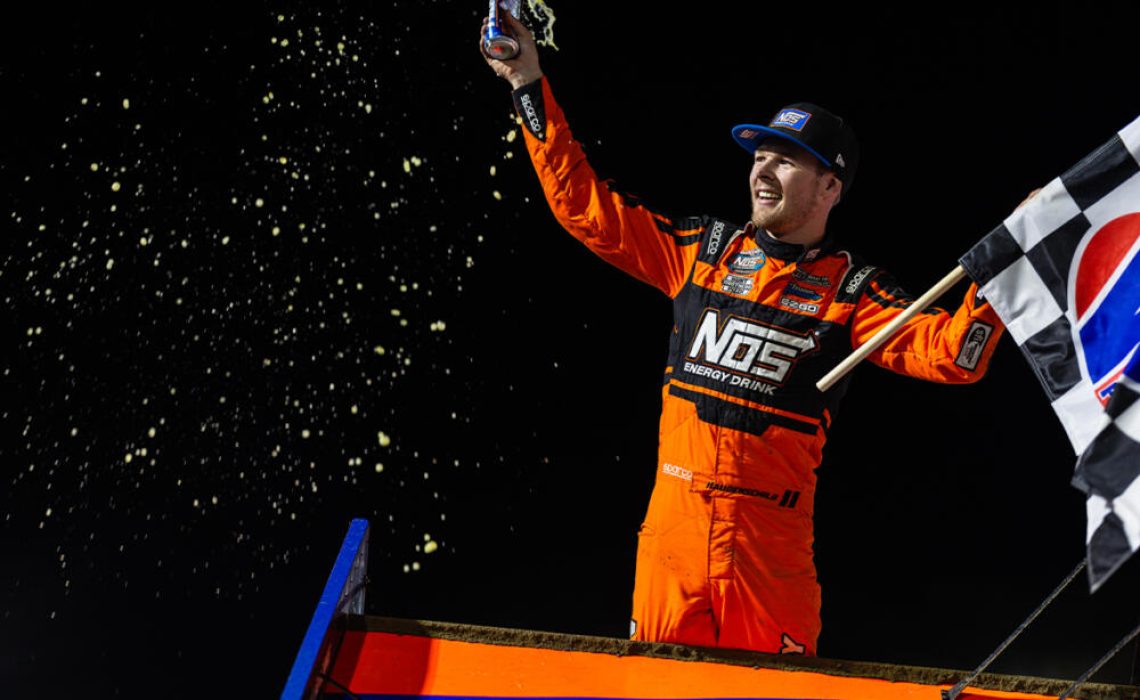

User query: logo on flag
[1072,213,1140,406]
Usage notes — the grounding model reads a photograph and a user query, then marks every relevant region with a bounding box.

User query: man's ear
[823,173,843,206]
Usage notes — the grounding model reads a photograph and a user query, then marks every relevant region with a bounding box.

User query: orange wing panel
[329,631,1060,700]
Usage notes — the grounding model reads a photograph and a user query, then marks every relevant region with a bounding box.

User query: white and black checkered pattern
[1074,369,1140,591]
[959,115,1140,592]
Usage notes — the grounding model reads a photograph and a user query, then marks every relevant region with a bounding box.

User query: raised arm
[481,12,702,297]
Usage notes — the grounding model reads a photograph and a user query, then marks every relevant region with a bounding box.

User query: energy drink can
[483,0,521,60]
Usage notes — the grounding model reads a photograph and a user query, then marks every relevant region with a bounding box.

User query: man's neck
[761,225,827,250]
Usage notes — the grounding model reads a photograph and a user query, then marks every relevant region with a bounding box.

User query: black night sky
[2,2,1139,697]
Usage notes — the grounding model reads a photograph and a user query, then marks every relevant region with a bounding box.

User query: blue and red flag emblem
[1072,212,1140,406]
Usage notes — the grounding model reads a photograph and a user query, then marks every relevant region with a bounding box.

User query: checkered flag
[959,114,1140,592]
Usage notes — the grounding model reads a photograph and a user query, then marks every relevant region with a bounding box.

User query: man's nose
[753,164,776,181]
[753,159,777,177]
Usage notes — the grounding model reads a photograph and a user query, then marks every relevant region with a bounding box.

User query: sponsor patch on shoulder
[955,321,994,370]
[844,265,876,295]
[706,220,727,257]
[662,463,693,481]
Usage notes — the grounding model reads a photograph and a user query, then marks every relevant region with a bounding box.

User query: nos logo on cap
[771,109,812,132]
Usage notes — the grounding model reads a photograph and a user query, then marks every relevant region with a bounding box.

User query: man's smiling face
[748,139,839,240]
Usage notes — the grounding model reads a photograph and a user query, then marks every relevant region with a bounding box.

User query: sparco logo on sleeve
[685,309,818,391]
[518,93,544,138]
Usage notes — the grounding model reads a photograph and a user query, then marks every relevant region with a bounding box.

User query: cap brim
[731,124,832,170]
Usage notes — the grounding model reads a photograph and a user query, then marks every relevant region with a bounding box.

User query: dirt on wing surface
[344,616,1140,700]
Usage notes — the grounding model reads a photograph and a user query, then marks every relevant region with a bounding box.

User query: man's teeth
[756,192,780,200]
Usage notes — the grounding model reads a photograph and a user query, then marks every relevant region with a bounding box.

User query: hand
[1015,187,1043,211]
[480,11,543,90]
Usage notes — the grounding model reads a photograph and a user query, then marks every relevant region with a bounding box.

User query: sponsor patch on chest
[791,268,831,288]
[721,274,754,296]
[728,248,767,274]
[685,308,819,390]
[778,297,821,314]
[783,282,823,301]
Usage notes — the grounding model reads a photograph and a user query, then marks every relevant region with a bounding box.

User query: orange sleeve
[850,271,1006,383]
[513,77,701,298]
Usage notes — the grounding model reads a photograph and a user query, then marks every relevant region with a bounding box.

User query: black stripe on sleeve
[604,182,702,246]
[653,214,703,246]
[861,273,943,316]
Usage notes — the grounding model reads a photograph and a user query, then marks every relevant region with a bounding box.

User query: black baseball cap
[732,103,859,194]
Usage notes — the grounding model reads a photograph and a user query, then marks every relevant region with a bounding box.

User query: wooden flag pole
[816,264,968,392]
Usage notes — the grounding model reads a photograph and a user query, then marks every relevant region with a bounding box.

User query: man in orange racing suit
[483,15,1004,656]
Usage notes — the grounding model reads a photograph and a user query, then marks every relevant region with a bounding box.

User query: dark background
[2,1,1139,697]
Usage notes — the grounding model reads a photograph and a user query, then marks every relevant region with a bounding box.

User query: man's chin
[751,211,785,233]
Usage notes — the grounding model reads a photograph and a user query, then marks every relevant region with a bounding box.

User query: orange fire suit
[512,77,1004,656]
